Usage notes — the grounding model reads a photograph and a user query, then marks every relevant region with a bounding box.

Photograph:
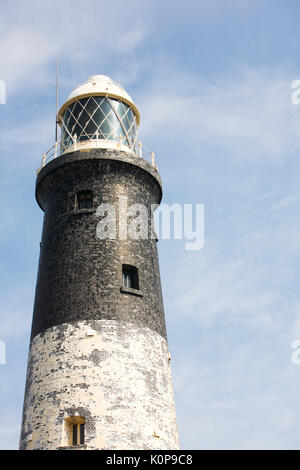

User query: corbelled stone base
[20,320,179,450]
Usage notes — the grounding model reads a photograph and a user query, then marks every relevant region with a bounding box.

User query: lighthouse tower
[19,75,179,450]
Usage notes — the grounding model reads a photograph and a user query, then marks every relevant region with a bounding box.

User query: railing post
[42,153,46,167]
[139,142,142,158]
[54,141,58,159]
[73,133,77,151]
[151,152,155,167]
[116,135,121,149]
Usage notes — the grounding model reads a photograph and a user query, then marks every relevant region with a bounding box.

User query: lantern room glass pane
[113,101,127,120]
[101,99,112,115]
[84,97,97,115]
[101,118,112,138]
[83,118,97,138]
[70,100,82,117]
[92,107,106,127]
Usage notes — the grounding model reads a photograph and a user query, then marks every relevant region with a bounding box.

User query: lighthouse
[19,75,179,450]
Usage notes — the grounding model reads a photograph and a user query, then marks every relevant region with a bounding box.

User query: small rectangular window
[77,190,93,209]
[122,264,139,290]
[71,422,85,446]
[65,417,85,447]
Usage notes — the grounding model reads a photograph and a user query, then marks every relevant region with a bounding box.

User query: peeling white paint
[20,320,179,450]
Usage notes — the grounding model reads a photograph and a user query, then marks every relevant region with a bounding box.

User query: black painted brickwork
[30,149,167,341]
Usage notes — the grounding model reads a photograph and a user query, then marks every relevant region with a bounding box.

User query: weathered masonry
[19,75,179,450]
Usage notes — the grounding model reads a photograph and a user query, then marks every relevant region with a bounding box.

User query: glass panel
[63,108,71,128]
[62,103,79,141]
[100,118,112,139]
[80,424,85,445]
[83,119,97,138]
[77,108,90,131]
[70,100,83,119]
[92,107,107,128]
[113,100,128,119]
[107,108,119,128]
[108,106,125,142]
[122,114,131,132]
[84,97,98,118]
[122,265,139,289]
[93,96,105,106]
[127,114,135,137]
[125,273,131,288]
[113,123,127,145]
[109,99,120,115]
[99,98,113,117]
[67,101,76,115]
[78,97,89,108]
[68,114,77,136]
[127,108,134,124]
[72,424,78,446]
[61,130,71,147]
[78,191,93,209]
[85,195,93,208]
[115,124,126,139]
[70,121,81,138]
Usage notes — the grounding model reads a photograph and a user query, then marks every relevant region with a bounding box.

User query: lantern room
[57,75,140,155]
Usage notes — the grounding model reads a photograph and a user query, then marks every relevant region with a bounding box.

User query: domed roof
[58,75,140,124]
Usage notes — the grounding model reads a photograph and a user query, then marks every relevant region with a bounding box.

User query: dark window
[77,190,93,209]
[72,422,85,446]
[80,423,85,445]
[72,424,77,446]
[122,264,139,290]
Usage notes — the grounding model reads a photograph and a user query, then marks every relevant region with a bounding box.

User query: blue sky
[1,0,300,449]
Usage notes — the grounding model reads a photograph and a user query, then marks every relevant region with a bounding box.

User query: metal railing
[37,134,157,174]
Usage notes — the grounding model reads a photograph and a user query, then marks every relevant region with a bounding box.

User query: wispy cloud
[271,194,300,211]
[138,64,300,165]
[0,1,153,94]
[163,193,300,448]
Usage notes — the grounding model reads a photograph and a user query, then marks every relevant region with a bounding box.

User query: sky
[1,0,300,450]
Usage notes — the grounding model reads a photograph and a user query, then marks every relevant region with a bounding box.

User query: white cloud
[271,194,300,211]
[138,65,300,165]
[0,28,59,89]
[117,26,150,54]
[162,192,300,448]
[0,1,153,94]
[165,220,296,330]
